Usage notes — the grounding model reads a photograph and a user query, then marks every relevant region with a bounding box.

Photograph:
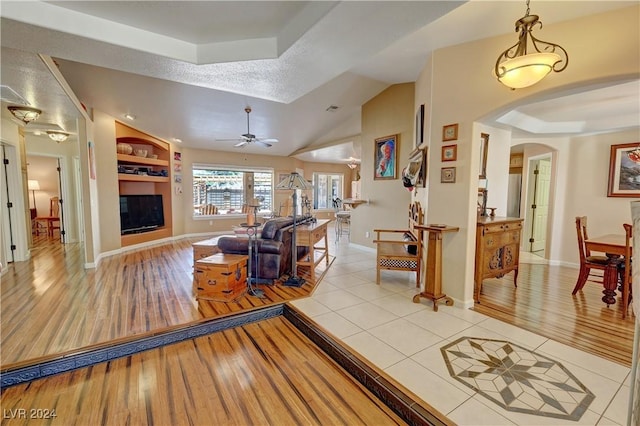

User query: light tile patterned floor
[290,233,632,426]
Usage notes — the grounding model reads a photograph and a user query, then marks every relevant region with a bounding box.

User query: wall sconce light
[47,131,70,142]
[7,106,42,124]
[494,0,568,89]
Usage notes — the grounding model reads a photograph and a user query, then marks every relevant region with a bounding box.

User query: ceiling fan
[220,106,279,148]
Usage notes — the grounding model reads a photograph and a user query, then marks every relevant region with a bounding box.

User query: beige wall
[415,5,640,305]
[93,110,121,252]
[511,129,640,267]
[351,83,415,247]
[91,110,351,250]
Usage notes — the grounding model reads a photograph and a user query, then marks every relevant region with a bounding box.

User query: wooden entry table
[295,219,330,283]
[412,224,459,311]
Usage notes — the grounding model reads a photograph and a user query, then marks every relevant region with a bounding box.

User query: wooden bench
[373,202,424,288]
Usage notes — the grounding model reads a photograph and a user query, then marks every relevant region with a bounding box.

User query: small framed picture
[441,167,456,183]
[442,123,458,141]
[441,144,457,162]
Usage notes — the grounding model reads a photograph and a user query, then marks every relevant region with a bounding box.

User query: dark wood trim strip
[1,305,283,388]
[283,304,454,426]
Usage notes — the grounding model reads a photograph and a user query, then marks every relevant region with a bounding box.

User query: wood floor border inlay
[1,305,283,389]
[1,302,451,425]
[283,304,452,426]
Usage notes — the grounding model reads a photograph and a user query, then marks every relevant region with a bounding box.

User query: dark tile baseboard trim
[2,303,450,425]
[283,304,450,426]
[1,305,283,389]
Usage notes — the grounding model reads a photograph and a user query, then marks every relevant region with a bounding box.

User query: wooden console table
[412,224,459,311]
[474,216,523,303]
[295,219,330,283]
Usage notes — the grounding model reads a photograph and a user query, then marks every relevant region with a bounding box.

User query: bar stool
[332,197,350,242]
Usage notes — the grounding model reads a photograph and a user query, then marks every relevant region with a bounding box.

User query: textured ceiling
[1,1,638,164]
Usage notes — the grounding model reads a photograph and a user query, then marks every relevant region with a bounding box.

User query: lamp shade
[496,52,561,89]
[276,172,311,190]
[28,179,40,191]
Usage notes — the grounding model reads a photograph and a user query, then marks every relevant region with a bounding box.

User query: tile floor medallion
[441,337,595,421]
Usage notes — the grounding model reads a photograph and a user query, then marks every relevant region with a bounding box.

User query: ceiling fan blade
[257,138,279,143]
[255,141,272,148]
[234,141,248,147]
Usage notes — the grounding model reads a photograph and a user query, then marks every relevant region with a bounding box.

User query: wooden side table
[295,219,330,283]
[412,224,459,311]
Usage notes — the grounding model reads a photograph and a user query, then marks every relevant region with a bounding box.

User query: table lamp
[28,180,40,214]
[276,172,312,287]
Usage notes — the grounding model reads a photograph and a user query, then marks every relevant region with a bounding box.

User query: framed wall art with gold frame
[442,144,457,162]
[374,134,398,180]
[442,123,458,141]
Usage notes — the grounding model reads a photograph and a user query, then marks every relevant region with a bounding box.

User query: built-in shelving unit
[115,122,172,247]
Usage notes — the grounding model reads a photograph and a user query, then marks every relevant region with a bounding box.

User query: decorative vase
[116,143,133,155]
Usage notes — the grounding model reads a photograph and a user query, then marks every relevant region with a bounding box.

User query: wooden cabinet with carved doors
[474,217,523,303]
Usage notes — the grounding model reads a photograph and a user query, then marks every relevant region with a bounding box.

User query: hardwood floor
[0,316,417,426]
[1,234,325,368]
[1,233,635,373]
[474,259,635,367]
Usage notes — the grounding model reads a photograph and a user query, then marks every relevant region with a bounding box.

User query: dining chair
[34,197,61,237]
[572,216,609,295]
[619,223,632,318]
[199,204,218,215]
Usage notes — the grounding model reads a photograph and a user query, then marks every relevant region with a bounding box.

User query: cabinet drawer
[482,221,522,235]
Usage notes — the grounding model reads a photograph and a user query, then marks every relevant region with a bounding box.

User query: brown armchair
[217,217,309,283]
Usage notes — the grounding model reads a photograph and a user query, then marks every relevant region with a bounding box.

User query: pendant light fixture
[7,106,41,124]
[47,131,70,142]
[494,0,568,89]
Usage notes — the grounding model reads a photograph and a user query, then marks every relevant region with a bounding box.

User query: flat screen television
[119,194,165,234]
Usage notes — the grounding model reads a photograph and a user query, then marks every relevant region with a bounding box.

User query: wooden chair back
[373,201,424,288]
[572,216,607,295]
[200,204,218,215]
[621,223,632,318]
[50,197,60,218]
[576,216,590,261]
[407,202,424,241]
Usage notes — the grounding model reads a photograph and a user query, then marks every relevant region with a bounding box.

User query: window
[312,172,343,210]
[192,165,273,216]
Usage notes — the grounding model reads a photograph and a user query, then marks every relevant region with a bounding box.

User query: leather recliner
[217,217,309,283]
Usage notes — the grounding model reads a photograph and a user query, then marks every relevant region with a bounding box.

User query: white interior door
[530,158,551,253]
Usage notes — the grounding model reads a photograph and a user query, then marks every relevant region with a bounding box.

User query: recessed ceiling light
[124,114,136,120]
[171,138,182,143]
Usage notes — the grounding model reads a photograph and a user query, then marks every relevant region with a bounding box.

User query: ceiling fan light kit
[221,106,278,148]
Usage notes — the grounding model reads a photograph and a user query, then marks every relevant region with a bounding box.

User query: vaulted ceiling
[1,1,638,164]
